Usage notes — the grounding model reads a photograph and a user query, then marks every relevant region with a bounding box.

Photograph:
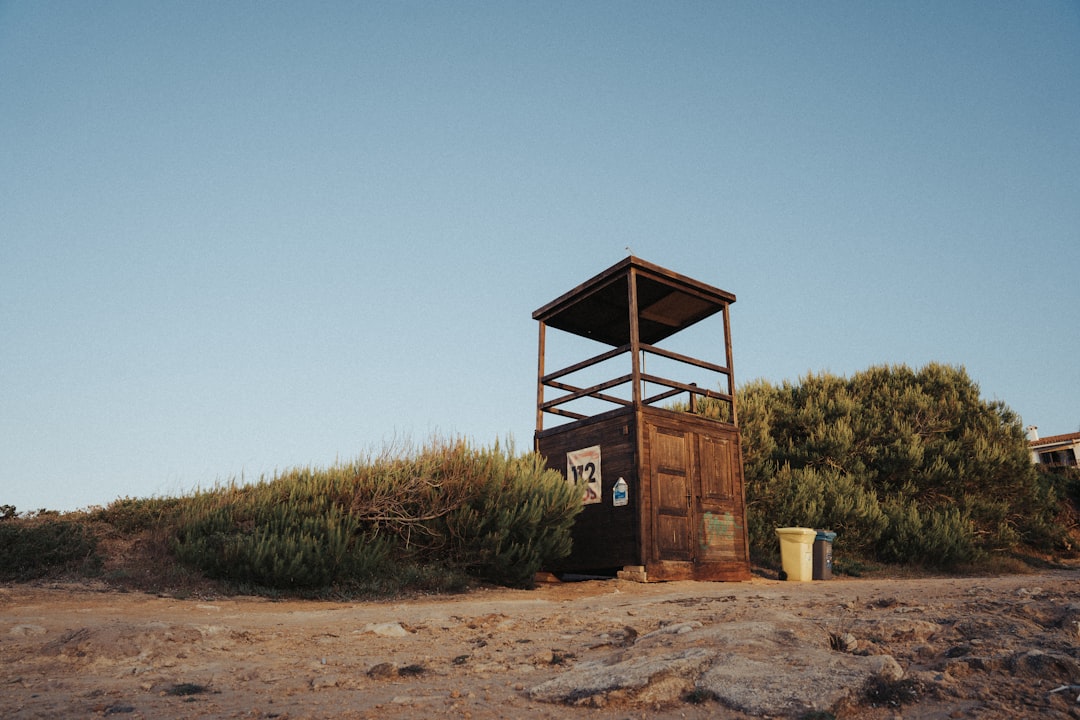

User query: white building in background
[1027,426,1080,468]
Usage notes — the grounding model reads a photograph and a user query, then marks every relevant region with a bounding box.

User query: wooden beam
[640,374,732,403]
[541,374,634,410]
[628,267,642,407]
[544,378,633,409]
[539,344,631,384]
[641,386,684,406]
[544,406,589,421]
[723,305,738,425]
[639,343,730,376]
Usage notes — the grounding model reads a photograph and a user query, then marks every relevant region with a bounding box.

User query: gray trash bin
[813,530,837,580]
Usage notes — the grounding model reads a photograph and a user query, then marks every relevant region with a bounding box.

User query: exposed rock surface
[2,569,1079,718]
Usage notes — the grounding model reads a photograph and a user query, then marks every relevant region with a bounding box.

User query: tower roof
[532,256,735,346]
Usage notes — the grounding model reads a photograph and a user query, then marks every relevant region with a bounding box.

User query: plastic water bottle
[613,477,628,506]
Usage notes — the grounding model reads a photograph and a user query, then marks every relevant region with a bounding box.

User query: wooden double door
[646,417,749,580]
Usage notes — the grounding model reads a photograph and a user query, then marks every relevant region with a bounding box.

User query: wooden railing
[538,342,734,424]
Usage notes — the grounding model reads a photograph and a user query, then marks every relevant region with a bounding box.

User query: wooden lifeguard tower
[533,256,750,582]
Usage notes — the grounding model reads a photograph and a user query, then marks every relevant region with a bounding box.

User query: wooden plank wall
[536,408,640,572]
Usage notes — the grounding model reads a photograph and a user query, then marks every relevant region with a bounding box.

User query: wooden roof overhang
[533,256,738,432]
[532,256,735,346]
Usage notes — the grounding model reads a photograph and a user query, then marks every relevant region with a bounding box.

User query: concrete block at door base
[617,566,648,582]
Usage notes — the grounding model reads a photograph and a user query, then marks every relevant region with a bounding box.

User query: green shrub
[170,439,581,592]
[441,450,581,587]
[0,517,101,581]
[1053,465,1080,505]
[94,496,184,534]
[1024,465,1080,552]
[746,463,889,563]
[877,500,980,567]
[726,363,1063,568]
[173,497,388,588]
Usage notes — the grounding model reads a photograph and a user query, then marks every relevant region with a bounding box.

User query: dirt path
[3,569,1080,719]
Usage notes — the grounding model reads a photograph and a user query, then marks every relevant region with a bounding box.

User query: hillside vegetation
[732,363,1079,569]
[2,364,1077,595]
[1,440,582,595]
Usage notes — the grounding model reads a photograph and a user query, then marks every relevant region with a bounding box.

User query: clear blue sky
[2,2,1078,512]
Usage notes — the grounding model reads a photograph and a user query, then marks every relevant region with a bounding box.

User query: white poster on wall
[567,445,602,505]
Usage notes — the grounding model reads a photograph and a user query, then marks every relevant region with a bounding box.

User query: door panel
[656,469,688,510]
[656,486,691,557]
[651,426,692,562]
[699,434,735,500]
[654,428,686,471]
[696,433,745,563]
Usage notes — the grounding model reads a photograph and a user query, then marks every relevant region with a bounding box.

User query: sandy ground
[3,569,1080,719]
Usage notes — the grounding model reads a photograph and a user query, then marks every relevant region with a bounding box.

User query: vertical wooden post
[535,321,547,443]
[722,305,737,425]
[627,269,642,408]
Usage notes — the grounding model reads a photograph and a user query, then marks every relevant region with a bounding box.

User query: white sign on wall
[567,445,602,505]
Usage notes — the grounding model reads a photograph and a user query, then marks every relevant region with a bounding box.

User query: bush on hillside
[439,451,580,586]
[723,363,1068,567]
[171,440,582,591]
[0,515,101,581]
[92,496,185,534]
[171,495,387,589]
[1030,464,1080,551]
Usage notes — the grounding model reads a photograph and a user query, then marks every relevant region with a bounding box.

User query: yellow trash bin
[775,527,816,581]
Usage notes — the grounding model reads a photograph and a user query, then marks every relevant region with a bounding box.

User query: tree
[734,363,1066,567]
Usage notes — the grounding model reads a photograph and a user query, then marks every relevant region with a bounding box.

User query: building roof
[1029,431,1080,449]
